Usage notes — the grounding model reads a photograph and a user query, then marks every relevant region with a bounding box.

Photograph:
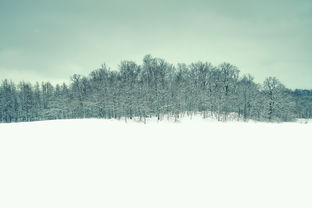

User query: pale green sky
[0,0,311,89]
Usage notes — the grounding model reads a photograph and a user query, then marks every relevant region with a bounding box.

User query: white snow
[0,116,311,208]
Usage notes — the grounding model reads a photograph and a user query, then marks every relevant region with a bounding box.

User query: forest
[0,55,311,123]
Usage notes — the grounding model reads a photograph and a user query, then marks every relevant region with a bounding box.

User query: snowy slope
[0,117,311,208]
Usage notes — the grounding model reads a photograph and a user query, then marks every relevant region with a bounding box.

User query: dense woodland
[0,55,311,123]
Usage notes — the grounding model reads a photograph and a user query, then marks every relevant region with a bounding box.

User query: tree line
[0,55,311,123]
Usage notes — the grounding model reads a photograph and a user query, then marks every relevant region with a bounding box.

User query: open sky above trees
[0,0,311,89]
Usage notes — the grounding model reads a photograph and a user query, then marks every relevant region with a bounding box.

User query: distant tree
[18,82,35,121]
[89,65,111,118]
[40,82,56,119]
[189,62,214,115]
[0,80,18,122]
[262,77,295,121]
[33,82,42,120]
[119,61,141,119]
[70,74,93,118]
[141,55,173,120]
[237,75,260,120]
[216,63,240,119]
[293,89,312,118]
[170,64,189,119]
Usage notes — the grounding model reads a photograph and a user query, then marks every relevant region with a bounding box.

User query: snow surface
[0,116,312,208]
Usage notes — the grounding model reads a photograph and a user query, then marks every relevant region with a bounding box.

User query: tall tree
[262,77,295,121]
[0,80,18,122]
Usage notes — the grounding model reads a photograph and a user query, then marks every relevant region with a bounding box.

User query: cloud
[0,0,311,88]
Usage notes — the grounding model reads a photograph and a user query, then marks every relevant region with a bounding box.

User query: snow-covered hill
[0,117,311,208]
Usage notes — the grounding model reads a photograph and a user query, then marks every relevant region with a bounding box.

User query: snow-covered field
[0,116,311,208]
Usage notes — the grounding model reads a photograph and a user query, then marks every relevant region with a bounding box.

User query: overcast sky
[0,0,311,89]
